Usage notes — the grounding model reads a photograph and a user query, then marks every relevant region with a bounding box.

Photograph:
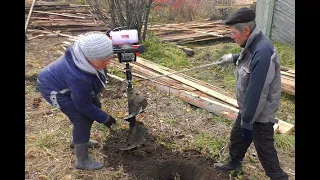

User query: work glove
[214,53,234,65]
[103,115,116,129]
[242,128,252,143]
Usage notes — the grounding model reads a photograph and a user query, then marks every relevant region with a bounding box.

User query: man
[37,32,117,170]
[213,8,289,180]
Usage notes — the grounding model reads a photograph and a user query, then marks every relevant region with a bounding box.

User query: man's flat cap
[224,7,255,25]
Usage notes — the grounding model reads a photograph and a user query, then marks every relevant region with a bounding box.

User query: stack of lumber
[149,19,232,44]
[25,1,109,39]
[280,67,295,96]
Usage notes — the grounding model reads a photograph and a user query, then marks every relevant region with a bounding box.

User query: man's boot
[74,142,104,170]
[214,159,242,173]
[70,140,100,149]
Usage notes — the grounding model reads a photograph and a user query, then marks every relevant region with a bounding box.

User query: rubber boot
[74,142,104,170]
[214,159,242,173]
[70,140,100,149]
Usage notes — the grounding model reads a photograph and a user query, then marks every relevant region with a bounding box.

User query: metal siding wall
[270,0,295,45]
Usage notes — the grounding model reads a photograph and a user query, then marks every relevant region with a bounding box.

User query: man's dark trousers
[229,113,288,180]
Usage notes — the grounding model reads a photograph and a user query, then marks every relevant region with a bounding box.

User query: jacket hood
[69,42,106,88]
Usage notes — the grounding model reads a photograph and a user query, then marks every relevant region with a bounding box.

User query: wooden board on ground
[273,123,280,134]
[277,120,295,134]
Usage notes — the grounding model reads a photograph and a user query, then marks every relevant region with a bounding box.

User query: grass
[140,33,192,70]
[274,134,295,153]
[108,66,126,79]
[213,115,233,126]
[277,94,295,124]
[274,42,295,69]
[193,132,228,159]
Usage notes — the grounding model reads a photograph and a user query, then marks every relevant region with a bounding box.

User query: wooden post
[25,0,37,36]
[256,0,275,38]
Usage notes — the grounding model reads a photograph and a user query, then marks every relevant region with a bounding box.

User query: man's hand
[103,115,116,129]
[214,53,234,65]
[242,128,252,143]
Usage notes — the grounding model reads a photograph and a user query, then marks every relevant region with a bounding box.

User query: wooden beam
[27,34,44,41]
[281,71,295,78]
[215,4,253,9]
[281,78,295,95]
[33,10,87,19]
[273,123,280,134]
[28,29,72,38]
[25,0,37,35]
[277,119,294,134]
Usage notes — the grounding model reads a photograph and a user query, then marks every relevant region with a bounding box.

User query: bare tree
[86,0,108,24]
[108,0,154,41]
[87,0,154,41]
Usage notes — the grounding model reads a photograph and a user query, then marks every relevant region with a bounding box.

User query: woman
[37,32,116,170]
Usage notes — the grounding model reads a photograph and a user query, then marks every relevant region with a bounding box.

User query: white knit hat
[78,32,114,60]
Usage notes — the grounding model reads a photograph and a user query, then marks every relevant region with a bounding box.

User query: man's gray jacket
[231,28,281,130]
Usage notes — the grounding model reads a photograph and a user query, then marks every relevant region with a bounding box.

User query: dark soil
[103,123,229,180]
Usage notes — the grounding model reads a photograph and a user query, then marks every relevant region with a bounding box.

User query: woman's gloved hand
[103,115,116,129]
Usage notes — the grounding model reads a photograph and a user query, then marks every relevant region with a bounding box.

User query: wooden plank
[25,0,37,35]
[137,57,239,108]
[273,123,280,134]
[151,23,228,38]
[33,10,87,19]
[27,34,44,41]
[281,75,294,82]
[281,71,295,78]
[27,29,73,38]
[281,78,295,95]
[287,70,295,74]
[178,36,228,44]
[277,119,294,134]
[215,4,253,9]
[193,29,224,37]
